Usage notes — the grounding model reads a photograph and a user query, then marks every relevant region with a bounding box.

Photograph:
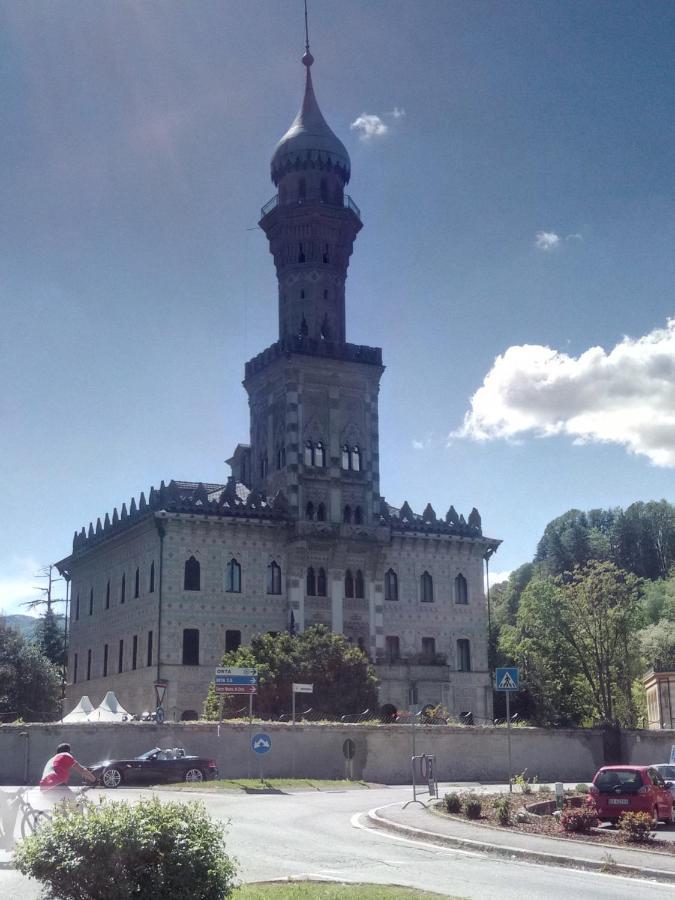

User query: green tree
[34,608,66,667]
[0,620,62,721]
[203,625,379,720]
[639,621,675,671]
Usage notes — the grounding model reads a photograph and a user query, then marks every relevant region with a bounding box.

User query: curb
[367,806,675,884]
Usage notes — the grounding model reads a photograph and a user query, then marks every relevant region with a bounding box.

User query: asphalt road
[1,784,673,898]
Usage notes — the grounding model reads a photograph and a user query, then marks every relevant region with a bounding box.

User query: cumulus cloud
[350,113,389,140]
[454,319,675,468]
[485,570,512,589]
[535,231,561,250]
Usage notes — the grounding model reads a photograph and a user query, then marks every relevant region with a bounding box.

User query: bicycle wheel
[20,809,50,838]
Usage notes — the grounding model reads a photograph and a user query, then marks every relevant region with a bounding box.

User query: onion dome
[271,51,350,186]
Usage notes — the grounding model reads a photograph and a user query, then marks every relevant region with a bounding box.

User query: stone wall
[2,721,673,786]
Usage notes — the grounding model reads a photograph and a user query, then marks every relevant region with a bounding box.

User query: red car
[589,765,674,826]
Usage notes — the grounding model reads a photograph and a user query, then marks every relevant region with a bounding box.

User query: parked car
[88,746,218,788]
[588,765,674,826]
[651,764,675,798]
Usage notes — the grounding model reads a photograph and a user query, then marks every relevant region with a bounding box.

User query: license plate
[608,798,630,805]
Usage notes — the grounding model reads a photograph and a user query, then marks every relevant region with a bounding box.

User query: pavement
[368,797,675,883]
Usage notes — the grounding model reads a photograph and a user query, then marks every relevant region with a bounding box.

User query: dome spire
[304,0,311,58]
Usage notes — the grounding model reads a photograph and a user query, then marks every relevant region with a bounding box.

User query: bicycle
[14,784,97,837]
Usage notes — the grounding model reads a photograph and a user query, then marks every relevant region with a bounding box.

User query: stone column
[368,578,384,661]
[288,576,304,632]
[330,572,343,634]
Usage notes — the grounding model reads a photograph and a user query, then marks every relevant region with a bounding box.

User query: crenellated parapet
[71,478,292,554]
[381,500,486,539]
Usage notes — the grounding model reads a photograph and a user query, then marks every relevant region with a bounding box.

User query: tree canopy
[203,625,379,720]
[0,619,62,721]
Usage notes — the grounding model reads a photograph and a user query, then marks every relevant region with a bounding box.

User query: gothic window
[75,593,80,620]
[385,635,400,663]
[421,571,434,603]
[320,177,328,202]
[300,289,305,300]
[457,639,471,672]
[260,452,269,478]
[455,573,468,605]
[132,635,138,670]
[355,569,365,599]
[323,242,329,263]
[226,558,241,593]
[317,502,326,522]
[267,561,282,595]
[226,630,241,653]
[184,556,200,591]
[345,569,354,599]
[306,501,315,521]
[276,444,286,469]
[298,178,306,201]
[343,505,352,524]
[306,567,316,596]
[317,567,327,596]
[298,242,305,263]
[147,631,153,667]
[182,629,199,666]
[106,580,110,609]
[323,289,328,299]
[304,441,313,466]
[120,575,126,604]
[87,649,92,681]
[103,643,108,677]
[354,506,363,524]
[89,588,93,616]
[342,444,350,469]
[315,441,325,467]
[385,569,398,602]
[118,639,124,674]
[422,637,436,659]
[73,652,78,684]
[342,444,361,471]
[149,562,155,594]
[134,567,140,598]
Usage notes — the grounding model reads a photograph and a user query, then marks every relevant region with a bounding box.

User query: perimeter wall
[1,722,674,785]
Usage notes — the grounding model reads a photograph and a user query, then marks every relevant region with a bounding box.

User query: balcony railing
[260,193,361,220]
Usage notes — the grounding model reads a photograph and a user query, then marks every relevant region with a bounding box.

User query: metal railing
[260,193,360,219]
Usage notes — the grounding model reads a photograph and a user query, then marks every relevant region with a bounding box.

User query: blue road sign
[495,667,519,691]
[215,675,257,685]
[251,733,272,754]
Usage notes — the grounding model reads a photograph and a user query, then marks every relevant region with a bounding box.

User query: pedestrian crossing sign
[495,667,519,691]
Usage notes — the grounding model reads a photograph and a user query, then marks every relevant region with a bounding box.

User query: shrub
[511,769,537,794]
[560,800,598,834]
[493,794,511,826]
[462,793,482,820]
[618,811,654,844]
[575,783,589,794]
[444,792,461,814]
[14,796,237,900]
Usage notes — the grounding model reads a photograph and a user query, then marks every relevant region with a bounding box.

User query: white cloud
[454,319,675,468]
[389,107,406,119]
[0,556,45,616]
[350,113,389,140]
[565,233,583,242]
[485,570,512,589]
[535,231,560,251]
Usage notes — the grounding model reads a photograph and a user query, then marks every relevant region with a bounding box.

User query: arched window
[88,588,93,616]
[182,629,199,666]
[184,556,200,591]
[298,177,306,201]
[75,593,80,620]
[267,561,282,595]
[345,569,354,599]
[354,506,363,525]
[385,569,398,602]
[457,639,471,672]
[134,567,140,598]
[351,446,361,471]
[323,242,329,263]
[317,568,327,596]
[226,558,241,593]
[306,501,315,521]
[304,441,314,466]
[320,177,328,202]
[306,567,316,596]
[105,580,110,609]
[341,444,350,469]
[120,575,126,604]
[276,444,286,469]
[455,573,468,605]
[298,242,305,263]
[355,570,365,599]
[317,502,326,522]
[149,562,155,594]
[315,441,325,467]
[343,505,352,524]
[421,571,434,603]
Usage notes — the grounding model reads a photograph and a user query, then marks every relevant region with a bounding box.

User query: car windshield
[136,747,162,760]
[655,765,675,779]
[595,769,644,793]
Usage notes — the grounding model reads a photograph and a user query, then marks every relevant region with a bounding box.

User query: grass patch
[155,778,370,794]
[233,884,456,899]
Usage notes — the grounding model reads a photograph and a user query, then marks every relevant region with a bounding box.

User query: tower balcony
[245,336,383,380]
[260,192,361,220]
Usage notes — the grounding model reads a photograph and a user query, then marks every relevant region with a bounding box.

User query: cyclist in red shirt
[40,743,97,792]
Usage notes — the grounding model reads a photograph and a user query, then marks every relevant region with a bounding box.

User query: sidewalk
[369,800,675,883]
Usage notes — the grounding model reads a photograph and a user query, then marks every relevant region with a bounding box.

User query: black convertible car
[88,747,218,788]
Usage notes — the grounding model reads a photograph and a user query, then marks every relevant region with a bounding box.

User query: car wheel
[102,768,123,789]
[184,768,204,783]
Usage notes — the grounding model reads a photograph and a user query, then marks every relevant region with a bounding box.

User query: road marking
[350,812,483,858]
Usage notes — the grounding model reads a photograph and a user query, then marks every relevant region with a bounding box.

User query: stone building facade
[57,45,500,724]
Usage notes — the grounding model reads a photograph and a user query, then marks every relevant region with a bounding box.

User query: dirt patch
[435,792,675,855]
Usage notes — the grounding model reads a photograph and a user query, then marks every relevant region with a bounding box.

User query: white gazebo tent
[61,695,95,723]
[89,691,130,722]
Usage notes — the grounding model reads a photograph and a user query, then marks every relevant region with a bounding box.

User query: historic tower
[240,46,384,529]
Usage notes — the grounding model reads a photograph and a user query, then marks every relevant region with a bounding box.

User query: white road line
[350,811,482,857]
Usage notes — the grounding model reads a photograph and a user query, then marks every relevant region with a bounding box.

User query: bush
[14,796,237,900]
[444,792,461,814]
[575,783,589,794]
[493,794,511,826]
[462,793,482,820]
[511,769,537,794]
[618,811,655,844]
[560,800,599,834]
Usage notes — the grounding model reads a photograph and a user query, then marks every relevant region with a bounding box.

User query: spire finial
[302,0,313,67]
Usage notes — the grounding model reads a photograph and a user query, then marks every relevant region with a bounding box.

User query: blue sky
[2,1,674,614]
